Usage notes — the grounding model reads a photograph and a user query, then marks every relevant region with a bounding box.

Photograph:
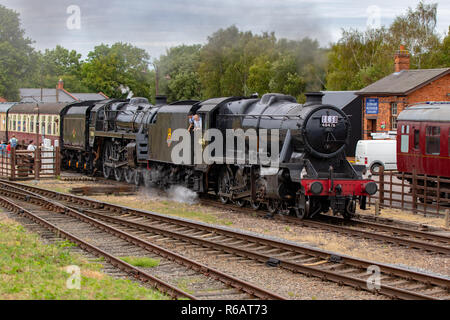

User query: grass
[0,217,168,300]
[120,256,160,268]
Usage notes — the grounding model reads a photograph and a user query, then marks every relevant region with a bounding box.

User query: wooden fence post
[55,146,60,177]
[34,148,39,179]
[375,200,380,216]
[412,169,418,214]
[35,147,40,180]
[379,166,384,208]
[445,209,449,229]
[10,147,16,181]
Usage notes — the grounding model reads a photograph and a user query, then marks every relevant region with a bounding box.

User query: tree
[326,1,447,90]
[157,44,202,101]
[81,42,152,99]
[23,45,88,92]
[389,1,440,68]
[326,28,393,90]
[0,5,35,100]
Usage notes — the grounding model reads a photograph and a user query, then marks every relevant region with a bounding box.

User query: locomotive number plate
[321,115,338,127]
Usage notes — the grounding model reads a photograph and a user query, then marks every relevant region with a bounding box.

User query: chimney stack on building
[57,78,64,90]
[394,45,410,72]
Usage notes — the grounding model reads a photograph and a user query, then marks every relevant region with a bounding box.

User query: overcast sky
[1,0,449,60]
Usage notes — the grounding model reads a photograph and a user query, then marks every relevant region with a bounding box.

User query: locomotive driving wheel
[102,142,113,179]
[134,169,141,186]
[218,168,232,204]
[124,168,135,184]
[114,167,124,182]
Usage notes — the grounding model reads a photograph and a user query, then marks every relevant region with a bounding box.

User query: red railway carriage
[7,102,69,148]
[396,102,450,199]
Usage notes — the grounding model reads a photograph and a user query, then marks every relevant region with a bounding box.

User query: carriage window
[41,116,45,135]
[30,116,34,133]
[414,129,420,149]
[401,125,409,153]
[426,126,440,155]
[47,116,52,135]
[53,117,57,135]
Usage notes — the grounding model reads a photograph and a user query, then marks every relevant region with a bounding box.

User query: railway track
[198,198,450,256]
[0,183,283,300]
[0,180,448,300]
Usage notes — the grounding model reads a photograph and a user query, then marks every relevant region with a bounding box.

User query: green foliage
[0,5,35,100]
[157,44,202,102]
[326,1,448,91]
[198,26,325,101]
[81,42,153,99]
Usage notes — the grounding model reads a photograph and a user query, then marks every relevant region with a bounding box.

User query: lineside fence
[368,168,450,216]
[0,147,60,180]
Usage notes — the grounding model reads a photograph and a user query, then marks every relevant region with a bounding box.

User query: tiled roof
[357,68,450,95]
[19,89,109,103]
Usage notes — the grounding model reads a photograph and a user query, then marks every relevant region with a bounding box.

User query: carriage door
[407,123,421,174]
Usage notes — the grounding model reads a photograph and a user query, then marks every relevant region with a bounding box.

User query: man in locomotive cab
[193,114,202,131]
[187,112,195,133]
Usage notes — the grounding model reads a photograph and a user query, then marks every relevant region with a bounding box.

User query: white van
[355,140,397,174]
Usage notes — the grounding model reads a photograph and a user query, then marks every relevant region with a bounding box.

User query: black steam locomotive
[59,92,377,220]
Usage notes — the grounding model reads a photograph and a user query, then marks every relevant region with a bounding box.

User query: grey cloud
[0,0,449,59]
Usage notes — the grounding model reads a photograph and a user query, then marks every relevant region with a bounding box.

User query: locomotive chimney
[394,45,410,72]
[155,95,167,105]
[304,92,324,106]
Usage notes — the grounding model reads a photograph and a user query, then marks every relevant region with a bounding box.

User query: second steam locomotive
[7,92,378,219]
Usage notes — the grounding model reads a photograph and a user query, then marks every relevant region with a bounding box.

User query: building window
[391,102,398,116]
[391,102,398,130]
[426,126,440,155]
[23,116,27,132]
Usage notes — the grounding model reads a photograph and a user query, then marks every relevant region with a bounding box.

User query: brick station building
[0,97,6,102]
[357,46,450,140]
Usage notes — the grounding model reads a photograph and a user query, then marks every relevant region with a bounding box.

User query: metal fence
[0,147,60,180]
[368,168,450,216]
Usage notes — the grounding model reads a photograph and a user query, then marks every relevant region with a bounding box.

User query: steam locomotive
[57,92,377,220]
